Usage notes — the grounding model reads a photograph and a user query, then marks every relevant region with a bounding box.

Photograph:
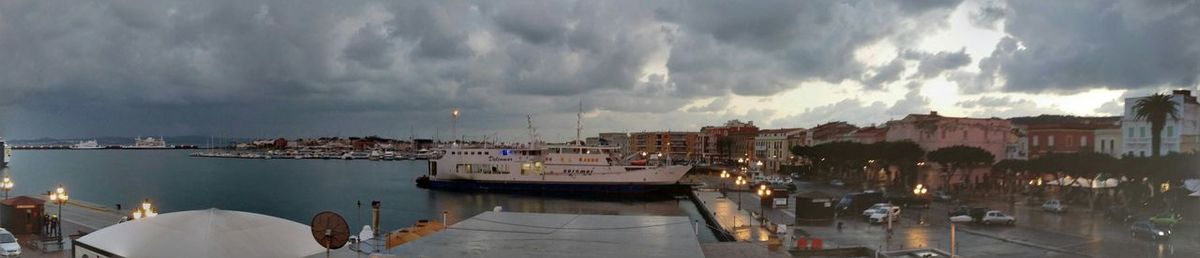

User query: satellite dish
[310,211,351,251]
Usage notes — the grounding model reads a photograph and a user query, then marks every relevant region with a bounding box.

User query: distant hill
[8,136,254,147]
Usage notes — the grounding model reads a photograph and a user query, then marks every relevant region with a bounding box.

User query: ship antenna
[451,108,460,148]
[527,115,538,148]
[576,99,583,146]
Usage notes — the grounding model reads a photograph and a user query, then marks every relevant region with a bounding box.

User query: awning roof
[0,196,45,206]
[77,208,325,258]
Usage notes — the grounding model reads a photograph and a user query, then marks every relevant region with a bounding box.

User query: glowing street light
[735,176,747,210]
[132,198,158,220]
[1,176,12,200]
[49,184,69,241]
[913,184,928,195]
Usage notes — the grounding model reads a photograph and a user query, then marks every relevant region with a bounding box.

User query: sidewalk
[693,190,775,242]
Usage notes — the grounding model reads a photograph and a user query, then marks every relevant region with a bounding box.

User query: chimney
[371,200,381,237]
[929,111,939,116]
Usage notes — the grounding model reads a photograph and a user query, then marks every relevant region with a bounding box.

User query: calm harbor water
[5,149,716,242]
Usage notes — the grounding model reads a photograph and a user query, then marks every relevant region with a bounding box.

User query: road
[762,179,1200,257]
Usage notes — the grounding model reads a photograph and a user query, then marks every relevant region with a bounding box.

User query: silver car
[0,229,20,257]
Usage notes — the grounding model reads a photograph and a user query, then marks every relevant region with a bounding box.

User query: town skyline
[1,0,1199,141]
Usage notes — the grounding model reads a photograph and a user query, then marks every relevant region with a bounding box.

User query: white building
[754,128,805,174]
[1121,90,1200,157]
[1094,127,1124,158]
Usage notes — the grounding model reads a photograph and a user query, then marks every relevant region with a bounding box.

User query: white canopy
[77,208,325,258]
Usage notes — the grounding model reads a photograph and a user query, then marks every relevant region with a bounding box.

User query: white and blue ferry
[417,144,690,193]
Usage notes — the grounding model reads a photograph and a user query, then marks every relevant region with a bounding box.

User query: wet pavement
[695,173,1200,257]
[12,197,126,258]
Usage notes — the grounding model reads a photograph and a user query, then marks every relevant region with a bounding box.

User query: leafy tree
[1133,93,1179,157]
[871,141,925,187]
[927,145,994,191]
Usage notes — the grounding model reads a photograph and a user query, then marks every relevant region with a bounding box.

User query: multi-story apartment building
[885,111,1012,190]
[754,128,805,173]
[699,120,758,162]
[1010,116,1120,159]
[1095,127,1123,157]
[1122,90,1200,156]
[629,131,700,160]
[594,132,632,156]
[806,122,859,145]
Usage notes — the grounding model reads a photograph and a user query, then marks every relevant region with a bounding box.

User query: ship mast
[576,100,582,146]
[527,115,539,148]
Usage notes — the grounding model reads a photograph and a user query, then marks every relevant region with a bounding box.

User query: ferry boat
[1,138,10,167]
[123,137,172,149]
[416,145,691,193]
[70,140,104,150]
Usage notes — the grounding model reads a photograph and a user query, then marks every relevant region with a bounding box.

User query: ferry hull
[418,177,688,194]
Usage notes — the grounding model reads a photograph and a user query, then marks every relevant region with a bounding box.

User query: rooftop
[383,211,705,258]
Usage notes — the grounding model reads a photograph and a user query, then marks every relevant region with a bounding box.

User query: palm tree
[1133,94,1179,157]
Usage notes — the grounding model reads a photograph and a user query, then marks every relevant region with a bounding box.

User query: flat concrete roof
[384,211,705,258]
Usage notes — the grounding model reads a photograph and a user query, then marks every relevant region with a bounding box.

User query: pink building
[885,111,1012,190]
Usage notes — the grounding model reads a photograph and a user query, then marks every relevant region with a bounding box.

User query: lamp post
[131,198,158,220]
[735,176,746,210]
[1,176,12,200]
[49,184,68,241]
[756,185,772,224]
[720,170,729,192]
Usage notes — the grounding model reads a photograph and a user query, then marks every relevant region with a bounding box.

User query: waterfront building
[805,122,859,145]
[728,130,759,163]
[597,132,632,156]
[1122,90,1200,156]
[1010,115,1120,159]
[629,131,700,160]
[885,111,1011,190]
[847,126,888,144]
[754,128,805,174]
[698,120,758,163]
[1095,127,1124,157]
[1006,125,1029,160]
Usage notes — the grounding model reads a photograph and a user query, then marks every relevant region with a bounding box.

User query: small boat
[383,151,397,160]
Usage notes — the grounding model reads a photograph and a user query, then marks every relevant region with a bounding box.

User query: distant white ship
[1,137,10,167]
[122,137,172,149]
[70,140,105,150]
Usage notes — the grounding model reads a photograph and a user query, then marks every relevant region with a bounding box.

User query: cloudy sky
[0,0,1198,141]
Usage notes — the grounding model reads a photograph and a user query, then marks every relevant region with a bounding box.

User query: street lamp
[756,185,772,219]
[132,199,158,220]
[1,176,12,200]
[735,176,747,210]
[49,184,68,240]
[720,170,729,192]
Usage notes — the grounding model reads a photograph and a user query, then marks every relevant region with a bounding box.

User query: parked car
[830,179,845,187]
[949,215,973,223]
[1042,200,1067,213]
[980,210,1016,225]
[1149,212,1182,227]
[1130,221,1171,240]
[932,191,953,202]
[869,206,902,224]
[0,228,20,257]
[863,203,894,219]
[1104,206,1135,223]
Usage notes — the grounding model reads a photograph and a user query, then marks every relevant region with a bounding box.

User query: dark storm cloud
[0,0,1028,140]
[909,48,971,79]
[969,3,1006,29]
[658,0,963,97]
[978,0,1200,93]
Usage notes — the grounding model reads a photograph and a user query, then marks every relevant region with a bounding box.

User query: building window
[1081,136,1087,147]
[1166,126,1174,136]
[1100,139,1105,150]
[1033,136,1039,146]
[1140,127,1146,138]
[1127,127,1134,138]
[1049,135,1055,146]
